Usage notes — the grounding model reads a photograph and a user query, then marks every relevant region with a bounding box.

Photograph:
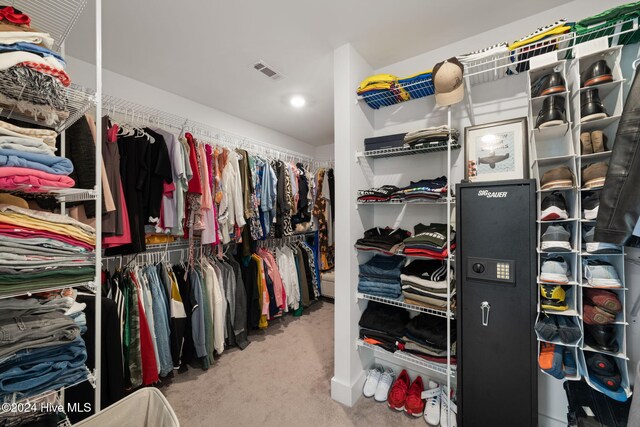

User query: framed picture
[464,117,528,182]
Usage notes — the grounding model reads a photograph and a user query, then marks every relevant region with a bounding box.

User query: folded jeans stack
[0,7,71,125]
[355,227,411,255]
[358,255,404,299]
[0,204,95,295]
[400,259,455,311]
[403,126,459,149]
[401,223,456,259]
[0,294,88,402]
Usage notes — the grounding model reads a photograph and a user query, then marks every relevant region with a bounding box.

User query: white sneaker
[374,368,395,402]
[363,364,383,398]
[440,386,457,427]
[422,381,441,426]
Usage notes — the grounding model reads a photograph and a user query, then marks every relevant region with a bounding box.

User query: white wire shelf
[464,18,639,86]
[356,198,454,206]
[0,83,95,133]
[356,141,461,158]
[0,187,97,202]
[0,281,96,300]
[11,0,89,52]
[1,366,95,408]
[357,339,456,377]
[357,292,454,318]
[103,94,317,165]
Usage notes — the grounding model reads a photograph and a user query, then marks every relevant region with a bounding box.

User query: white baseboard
[331,373,366,407]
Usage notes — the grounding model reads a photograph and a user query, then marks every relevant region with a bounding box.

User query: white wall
[66,56,317,158]
[314,143,335,161]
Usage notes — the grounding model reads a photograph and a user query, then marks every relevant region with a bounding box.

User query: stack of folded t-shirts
[401,259,456,311]
[355,227,410,255]
[0,203,95,295]
[508,19,572,73]
[573,3,640,45]
[358,255,404,299]
[357,185,399,203]
[359,301,410,352]
[403,126,459,148]
[400,313,457,367]
[0,6,71,125]
[401,223,456,259]
[0,119,74,191]
[389,176,448,202]
[0,292,88,401]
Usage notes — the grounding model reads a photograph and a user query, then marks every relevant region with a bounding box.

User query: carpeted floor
[161,301,420,426]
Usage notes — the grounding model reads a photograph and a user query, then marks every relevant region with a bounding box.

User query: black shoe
[581,88,608,122]
[536,95,566,128]
[586,353,621,391]
[581,59,613,88]
[531,72,567,97]
[584,324,619,353]
[582,191,601,220]
[540,191,569,221]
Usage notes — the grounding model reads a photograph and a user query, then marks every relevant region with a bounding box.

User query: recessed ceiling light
[290,95,306,108]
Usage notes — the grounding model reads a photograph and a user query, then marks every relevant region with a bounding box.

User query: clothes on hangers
[97,119,329,260]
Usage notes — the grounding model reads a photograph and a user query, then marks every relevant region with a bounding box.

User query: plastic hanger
[633,57,640,71]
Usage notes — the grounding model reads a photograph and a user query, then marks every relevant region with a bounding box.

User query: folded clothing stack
[355,227,410,255]
[0,6,71,125]
[0,119,75,191]
[401,223,456,259]
[403,126,459,148]
[401,314,457,366]
[401,259,455,311]
[359,301,410,352]
[389,177,448,202]
[573,2,640,46]
[0,292,88,401]
[508,19,572,74]
[358,255,404,299]
[357,185,399,203]
[0,203,95,295]
[356,73,410,109]
[357,176,448,204]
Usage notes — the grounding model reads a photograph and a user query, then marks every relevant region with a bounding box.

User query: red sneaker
[405,375,425,416]
[387,369,410,411]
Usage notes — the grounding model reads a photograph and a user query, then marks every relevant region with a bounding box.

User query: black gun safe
[456,179,537,427]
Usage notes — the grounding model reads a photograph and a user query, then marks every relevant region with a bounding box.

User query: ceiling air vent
[252,60,285,81]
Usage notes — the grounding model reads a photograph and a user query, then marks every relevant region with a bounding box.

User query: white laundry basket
[74,388,179,427]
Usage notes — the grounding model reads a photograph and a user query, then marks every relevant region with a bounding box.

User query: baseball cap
[433,57,465,106]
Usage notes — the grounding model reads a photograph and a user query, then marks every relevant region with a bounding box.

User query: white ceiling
[67,0,569,147]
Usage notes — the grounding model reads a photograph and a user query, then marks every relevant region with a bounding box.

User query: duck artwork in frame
[464,117,528,182]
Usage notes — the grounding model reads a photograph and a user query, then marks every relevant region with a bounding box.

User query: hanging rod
[101,94,314,164]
